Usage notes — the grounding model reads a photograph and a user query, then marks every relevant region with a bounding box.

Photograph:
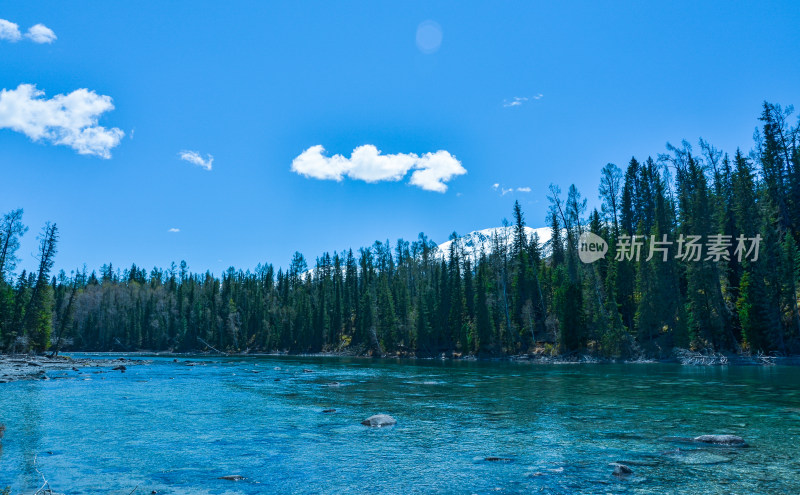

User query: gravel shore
[0,354,147,383]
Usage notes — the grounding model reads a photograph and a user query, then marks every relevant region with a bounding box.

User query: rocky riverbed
[0,354,147,383]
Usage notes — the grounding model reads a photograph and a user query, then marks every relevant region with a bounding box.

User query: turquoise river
[1,356,799,494]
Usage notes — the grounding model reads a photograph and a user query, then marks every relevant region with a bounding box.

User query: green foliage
[2,102,800,358]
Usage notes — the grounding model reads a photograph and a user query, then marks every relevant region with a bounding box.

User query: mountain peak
[434,226,552,260]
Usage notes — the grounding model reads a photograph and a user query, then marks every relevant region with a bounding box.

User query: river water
[1,356,799,494]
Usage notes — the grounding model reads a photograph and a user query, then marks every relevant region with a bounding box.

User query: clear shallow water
[1,356,799,494]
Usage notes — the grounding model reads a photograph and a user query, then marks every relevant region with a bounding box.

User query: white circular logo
[578,232,608,263]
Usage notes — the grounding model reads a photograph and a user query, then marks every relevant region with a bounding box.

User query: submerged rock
[610,463,632,476]
[361,414,397,427]
[218,475,245,481]
[617,458,659,467]
[693,434,746,446]
[666,451,732,465]
[112,365,126,372]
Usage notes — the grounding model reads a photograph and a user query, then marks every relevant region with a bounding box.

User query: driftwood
[197,337,229,355]
[674,348,729,366]
[33,454,53,495]
[675,348,780,366]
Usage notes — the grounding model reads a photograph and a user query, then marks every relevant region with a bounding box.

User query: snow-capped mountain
[434,226,552,260]
[303,225,553,278]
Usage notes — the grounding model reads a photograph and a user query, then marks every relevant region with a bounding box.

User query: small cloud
[179,150,213,171]
[493,183,530,195]
[291,144,466,193]
[503,94,543,107]
[168,228,180,233]
[0,84,124,158]
[503,97,528,108]
[25,24,56,44]
[0,20,57,44]
[0,19,21,42]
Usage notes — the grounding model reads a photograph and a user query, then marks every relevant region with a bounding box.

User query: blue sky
[1,1,799,276]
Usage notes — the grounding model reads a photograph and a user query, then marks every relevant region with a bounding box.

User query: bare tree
[0,209,28,281]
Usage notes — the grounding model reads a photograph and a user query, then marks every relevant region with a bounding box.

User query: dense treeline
[1,103,799,357]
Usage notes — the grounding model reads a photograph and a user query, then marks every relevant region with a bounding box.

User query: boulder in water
[610,463,632,476]
[361,414,396,427]
[218,475,244,481]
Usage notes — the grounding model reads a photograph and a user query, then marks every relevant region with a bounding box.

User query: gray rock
[693,434,746,446]
[361,414,397,427]
[218,475,244,481]
[610,463,632,476]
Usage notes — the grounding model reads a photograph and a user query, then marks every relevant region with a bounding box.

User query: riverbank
[1,347,795,385]
[33,347,800,367]
[0,354,148,384]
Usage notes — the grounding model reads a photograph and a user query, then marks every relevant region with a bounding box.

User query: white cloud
[493,183,531,195]
[0,20,57,43]
[0,84,124,158]
[503,97,527,108]
[179,150,213,171]
[503,94,543,107]
[409,150,467,193]
[25,24,56,44]
[168,228,180,233]
[291,145,466,192]
[0,19,21,42]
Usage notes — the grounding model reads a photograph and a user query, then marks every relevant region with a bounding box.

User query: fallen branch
[674,348,729,366]
[197,337,228,356]
[33,454,52,495]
